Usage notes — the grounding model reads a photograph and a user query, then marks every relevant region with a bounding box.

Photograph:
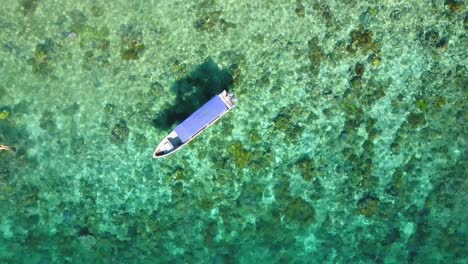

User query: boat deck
[174,95,229,143]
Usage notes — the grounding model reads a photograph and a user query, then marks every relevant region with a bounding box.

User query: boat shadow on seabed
[152,58,234,130]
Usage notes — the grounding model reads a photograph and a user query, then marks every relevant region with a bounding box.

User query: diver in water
[0,145,16,152]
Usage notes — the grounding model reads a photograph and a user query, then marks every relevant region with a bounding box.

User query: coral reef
[39,110,56,131]
[357,195,380,216]
[111,120,130,143]
[296,156,315,181]
[19,0,40,15]
[0,110,9,120]
[0,0,466,263]
[308,37,325,76]
[194,9,235,33]
[119,25,145,60]
[31,39,55,74]
[295,0,305,18]
[229,141,252,169]
[347,26,379,54]
[445,0,463,12]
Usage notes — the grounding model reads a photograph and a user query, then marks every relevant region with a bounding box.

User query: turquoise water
[0,0,467,263]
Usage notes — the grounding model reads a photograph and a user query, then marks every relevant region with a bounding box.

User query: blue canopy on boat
[174,95,228,143]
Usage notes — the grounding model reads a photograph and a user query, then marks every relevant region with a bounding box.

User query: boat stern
[220,90,237,109]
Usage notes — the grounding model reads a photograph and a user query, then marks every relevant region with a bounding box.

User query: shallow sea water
[0,0,467,263]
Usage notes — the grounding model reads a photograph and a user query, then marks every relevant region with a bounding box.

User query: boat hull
[153,90,236,158]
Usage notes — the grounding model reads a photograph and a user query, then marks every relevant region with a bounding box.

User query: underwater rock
[357,195,380,216]
[111,120,129,143]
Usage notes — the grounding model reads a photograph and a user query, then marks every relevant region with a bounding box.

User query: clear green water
[0,0,467,263]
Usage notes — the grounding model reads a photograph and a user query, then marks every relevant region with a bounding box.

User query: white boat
[153,90,237,158]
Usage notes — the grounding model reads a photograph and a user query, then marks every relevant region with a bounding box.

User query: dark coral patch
[423,30,449,50]
[229,142,252,169]
[355,62,365,77]
[19,0,40,15]
[347,26,379,54]
[194,11,235,33]
[407,112,427,128]
[357,195,380,216]
[295,0,306,18]
[119,25,144,60]
[445,0,463,12]
[308,37,325,75]
[111,120,129,143]
[272,106,305,140]
[297,156,315,181]
[283,197,315,227]
[39,110,56,131]
[31,39,55,74]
